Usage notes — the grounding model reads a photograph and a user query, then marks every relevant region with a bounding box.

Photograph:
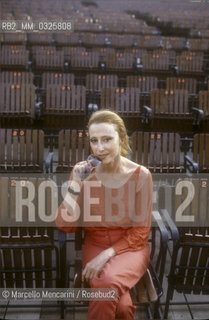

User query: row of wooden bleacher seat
[1,33,209,51]
[2,71,208,93]
[1,82,208,118]
[1,45,207,75]
[0,128,208,174]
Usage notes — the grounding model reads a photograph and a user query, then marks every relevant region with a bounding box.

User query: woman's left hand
[82,247,115,283]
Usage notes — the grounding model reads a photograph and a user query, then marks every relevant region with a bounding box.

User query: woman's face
[89,122,121,165]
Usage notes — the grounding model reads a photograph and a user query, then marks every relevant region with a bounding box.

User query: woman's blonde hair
[88,109,131,157]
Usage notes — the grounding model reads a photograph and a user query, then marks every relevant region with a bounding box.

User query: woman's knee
[91,271,116,289]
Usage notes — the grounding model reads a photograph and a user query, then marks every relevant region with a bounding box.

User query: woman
[56,110,152,320]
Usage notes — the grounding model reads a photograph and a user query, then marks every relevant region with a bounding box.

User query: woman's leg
[115,291,136,320]
[84,245,149,320]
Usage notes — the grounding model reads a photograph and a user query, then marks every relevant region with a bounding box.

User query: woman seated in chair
[56,109,152,320]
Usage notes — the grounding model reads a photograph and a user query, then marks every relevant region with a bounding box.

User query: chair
[27,33,53,45]
[3,33,26,44]
[54,33,82,46]
[106,52,134,72]
[56,129,90,173]
[0,129,44,173]
[163,37,186,50]
[151,88,187,116]
[63,46,86,63]
[142,53,169,71]
[70,51,99,70]
[33,46,64,70]
[0,175,64,317]
[0,71,34,84]
[176,53,204,74]
[138,35,160,49]
[150,88,204,129]
[44,84,86,128]
[124,48,147,58]
[131,132,185,173]
[166,77,197,94]
[63,212,168,319]
[86,74,118,107]
[126,76,158,92]
[159,177,209,319]
[0,82,35,123]
[42,72,75,88]
[45,84,86,114]
[153,49,176,61]
[184,133,209,173]
[198,90,209,117]
[86,74,118,92]
[0,45,29,69]
[101,87,141,116]
[115,34,135,48]
[189,38,208,51]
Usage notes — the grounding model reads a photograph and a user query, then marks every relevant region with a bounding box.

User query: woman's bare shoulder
[122,157,140,172]
[123,158,151,177]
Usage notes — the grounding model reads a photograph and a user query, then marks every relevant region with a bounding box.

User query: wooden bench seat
[131,131,184,173]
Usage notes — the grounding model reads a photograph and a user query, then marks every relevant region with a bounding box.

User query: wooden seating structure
[101,87,141,116]
[159,177,209,318]
[126,76,158,92]
[86,74,118,92]
[33,46,64,70]
[198,90,209,117]
[0,176,63,317]
[176,54,203,73]
[166,77,197,94]
[0,71,34,84]
[2,33,26,44]
[63,46,86,57]
[82,33,126,47]
[0,45,29,69]
[0,129,44,173]
[70,51,99,70]
[94,47,115,56]
[131,132,184,173]
[56,129,90,173]
[42,72,75,88]
[192,133,209,173]
[153,49,176,60]
[45,84,86,115]
[64,213,168,319]
[106,52,134,71]
[189,38,209,51]
[142,53,169,71]
[138,35,160,49]
[110,34,135,48]
[150,89,189,117]
[54,33,82,46]
[124,48,147,58]
[27,33,54,45]
[162,37,186,50]
[0,82,35,120]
